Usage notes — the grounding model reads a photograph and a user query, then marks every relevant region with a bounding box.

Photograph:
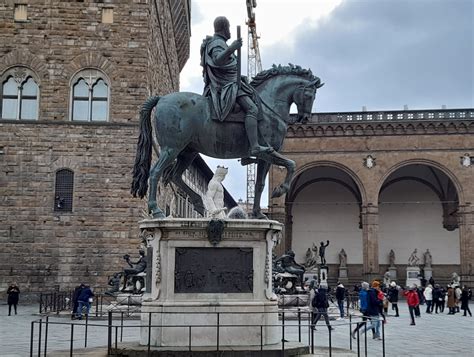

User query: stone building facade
[0,0,201,293]
[269,108,474,285]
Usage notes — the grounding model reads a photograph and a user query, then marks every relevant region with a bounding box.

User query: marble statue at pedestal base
[406,266,421,287]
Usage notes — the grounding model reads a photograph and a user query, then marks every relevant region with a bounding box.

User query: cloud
[263,0,473,112]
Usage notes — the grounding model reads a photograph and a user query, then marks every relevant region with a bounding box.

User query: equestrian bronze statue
[131,17,323,219]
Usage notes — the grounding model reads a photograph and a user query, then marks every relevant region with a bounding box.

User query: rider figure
[200,16,273,156]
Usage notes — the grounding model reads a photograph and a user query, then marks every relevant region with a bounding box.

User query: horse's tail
[131,96,161,199]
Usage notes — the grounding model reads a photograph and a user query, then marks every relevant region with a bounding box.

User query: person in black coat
[387,282,400,317]
[7,283,20,316]
[311,286,334,331]
[460,286,472,317]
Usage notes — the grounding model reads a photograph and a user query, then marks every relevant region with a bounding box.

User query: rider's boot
[245,114,274,156]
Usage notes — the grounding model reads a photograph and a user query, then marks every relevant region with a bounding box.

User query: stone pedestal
[424,267,433,281]
[388,266,397,280]
[138,218,283,348]
[304,268,319,285]
[338,267,348,284]
[319,265,329,288]
[406,266,421,287]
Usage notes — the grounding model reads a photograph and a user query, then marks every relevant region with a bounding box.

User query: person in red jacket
[404,285,420,325]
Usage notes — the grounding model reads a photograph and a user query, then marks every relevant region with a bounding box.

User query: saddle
[208,96,245,123]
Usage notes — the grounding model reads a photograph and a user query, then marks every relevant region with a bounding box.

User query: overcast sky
[179,0,473,205]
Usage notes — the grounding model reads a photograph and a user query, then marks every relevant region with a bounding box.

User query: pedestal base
[406,266,421,287]
[137,218,283,348]
[388,266,397,280]
[140,301,279,347]
[319,266,328,288]
[424,268,433,281]
[338,267,348,284]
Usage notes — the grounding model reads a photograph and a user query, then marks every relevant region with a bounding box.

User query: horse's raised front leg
[148,147,180,218]
[252,159,271,219]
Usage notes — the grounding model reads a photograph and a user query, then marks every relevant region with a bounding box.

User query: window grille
[54,169,74,212]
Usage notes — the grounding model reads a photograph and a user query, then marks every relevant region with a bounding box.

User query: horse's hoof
[252,211,268,220]
[150,209,165,219]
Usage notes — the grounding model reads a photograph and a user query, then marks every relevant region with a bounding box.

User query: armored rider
[200,16,273,156]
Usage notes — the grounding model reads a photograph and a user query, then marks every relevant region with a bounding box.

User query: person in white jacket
[423,284,433,313]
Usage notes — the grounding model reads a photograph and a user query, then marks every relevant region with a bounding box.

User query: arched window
[55,169,74,212]
[71,69,109,121]
[1,67,39,120]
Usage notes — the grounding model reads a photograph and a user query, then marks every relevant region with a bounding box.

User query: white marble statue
[408,249,420,266]
[339,248,347,268]
[451,272,460,287]
[423,249,432,268]
[304,242,318,269]
[389,249,396,267]
[203,166,228,219]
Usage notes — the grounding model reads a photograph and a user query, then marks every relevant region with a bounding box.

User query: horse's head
[293,78,324,124]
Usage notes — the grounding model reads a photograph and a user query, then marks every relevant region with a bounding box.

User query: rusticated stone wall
[0,0,191,294]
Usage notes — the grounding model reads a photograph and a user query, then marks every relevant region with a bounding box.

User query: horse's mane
[250,63,321,88]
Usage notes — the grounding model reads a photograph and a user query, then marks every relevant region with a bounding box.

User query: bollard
[70,323,74,357]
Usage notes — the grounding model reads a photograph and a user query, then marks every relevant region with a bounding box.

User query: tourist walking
[423,284,433,313]
[404,285,420,325]
[360,281,382,340]
[352,282,375,339]
[414,285,422,317]
[387,282,400,317]
[311,286,334,331]
[76,284,94,320]
[7,283,20,316]
[460,286,472,317]
[335,282,346,319]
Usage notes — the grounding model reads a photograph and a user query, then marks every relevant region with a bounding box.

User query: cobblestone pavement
[0,302,472,356]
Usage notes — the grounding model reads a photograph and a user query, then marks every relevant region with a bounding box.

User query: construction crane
[246,0,262,209]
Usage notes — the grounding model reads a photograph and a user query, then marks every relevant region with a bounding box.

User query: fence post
[147,312,152,356]
[37,319,42,357]
[297,308,301,342]
[70,323,74,357]
[39,293,42,314]
[281,311,285,356]
[382,318,385,357]
[84,314,89,347]
[44,316,49,357]
[107,311,112,355]
[216,312,220,352]
[120,312,124,342]
[349,314,352,350]
[189,326,192,352]
[30,321,35,357]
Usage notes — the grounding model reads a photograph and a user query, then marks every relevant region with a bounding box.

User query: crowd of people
[308,277,472,338]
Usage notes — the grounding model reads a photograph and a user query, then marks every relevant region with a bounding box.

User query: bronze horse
[131,64,323,218]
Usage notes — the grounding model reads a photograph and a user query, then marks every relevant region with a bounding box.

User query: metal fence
[29,308,386,357]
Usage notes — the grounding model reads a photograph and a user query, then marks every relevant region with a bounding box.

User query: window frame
[0,66,40,120]
[70,68,110,122]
